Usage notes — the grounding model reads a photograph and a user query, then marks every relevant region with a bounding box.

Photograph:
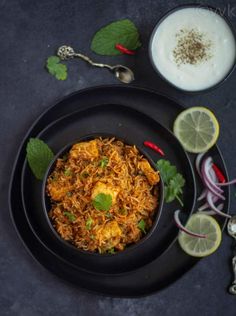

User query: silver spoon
[227,215,236,295]
[57,45,134,84]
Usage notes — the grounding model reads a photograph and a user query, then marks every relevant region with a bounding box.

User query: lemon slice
[178,213,222,257]
[173,107,220,153]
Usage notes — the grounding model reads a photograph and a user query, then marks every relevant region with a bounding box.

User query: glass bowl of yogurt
[149,4,236,92]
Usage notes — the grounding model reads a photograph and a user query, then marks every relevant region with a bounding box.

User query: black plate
[9,86,230,297]
[21,105,194,274]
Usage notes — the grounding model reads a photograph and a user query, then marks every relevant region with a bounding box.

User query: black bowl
[42,134,164,273]
[149,3,236,94]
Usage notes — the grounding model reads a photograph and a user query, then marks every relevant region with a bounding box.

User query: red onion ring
[196,153,205,178]
[206,191,231,219]
[174,210,206,238]
[197,189,207,201]
[217,179,236,186]
[201,160,225,200]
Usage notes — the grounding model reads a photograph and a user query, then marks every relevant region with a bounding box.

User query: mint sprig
[26,138,54,180]
[91,19,141,56]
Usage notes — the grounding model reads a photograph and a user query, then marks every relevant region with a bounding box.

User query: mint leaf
[46,56,67,80]
[156,159,185,206]
[92,193,112,211]
[86,217,93,230]
[138,219,146,234]
[91,19,141,56]
[99,156,109,168]
[63,211,76,222]
[26,138,54,180]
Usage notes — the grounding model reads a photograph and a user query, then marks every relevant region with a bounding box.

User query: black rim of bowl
[42,133,164,257]
[149,3,236,94]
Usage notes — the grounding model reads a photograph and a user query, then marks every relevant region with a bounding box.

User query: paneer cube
[91,181,119,205]
[101,221,122,239]
[100,221,122,248]
[138,159,160,185]
[47,181,73,201]
[69,140,99,160]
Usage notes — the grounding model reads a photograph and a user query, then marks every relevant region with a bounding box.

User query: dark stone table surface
[1,0,236,315]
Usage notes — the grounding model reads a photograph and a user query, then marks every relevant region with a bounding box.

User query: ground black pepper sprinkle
[173,28,213,66]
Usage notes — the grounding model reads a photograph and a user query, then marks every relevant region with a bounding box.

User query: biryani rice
[46,138,160,254]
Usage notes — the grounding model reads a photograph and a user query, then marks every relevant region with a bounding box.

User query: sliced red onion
[198,210,216,216]
[196,153,206,178]
[197,189,207,201]
[209,167,217,183]
[202,175,225,200]
[198,203,224,216]
[206,191,231,219]
[198,202,209,212]
[198,194,219,211]
[217,179,236,186]
[202,157,224,194]
[174,210,206,238]
[201,160,225,200]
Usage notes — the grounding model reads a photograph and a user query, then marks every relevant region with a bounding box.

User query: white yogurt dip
[150,7,236,91]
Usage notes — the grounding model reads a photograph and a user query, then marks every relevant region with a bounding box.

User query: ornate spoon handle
[57,45,112,69]
[229,256,236,295]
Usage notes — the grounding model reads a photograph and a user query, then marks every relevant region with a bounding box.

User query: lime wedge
[173,107,220,153]
[178,213,222,257]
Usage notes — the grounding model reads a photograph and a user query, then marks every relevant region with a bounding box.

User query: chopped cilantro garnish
[64,168,72,176]
[99,156,109,168]
[107,248,116,254]
[63,211,76,222]
[138,219,146,234]
[86,217,93,230]
[92,193,112,211]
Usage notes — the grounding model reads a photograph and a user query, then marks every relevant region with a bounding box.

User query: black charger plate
[9,86,230,297]
[21,105,194,274]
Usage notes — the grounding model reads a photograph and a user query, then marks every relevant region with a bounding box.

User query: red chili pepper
[212,163,226,183]
[144,141,165,157]
[115,43,135,55]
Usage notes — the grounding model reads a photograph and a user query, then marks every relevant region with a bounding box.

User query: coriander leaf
[91,19,142,56]
[156,159,177,183]
[62,154,68,161]
[138,219,146,234]
[26,138,54,180]
[119,208,128,216]
[156,159,185,206]
[107,247,116,254]
[63,211,76,222]
[64,168,72,176]
[165,174,185,203]
[86,217,93,230]
[46,56,67,80]
[99,156,109,168]
[92,193,112,211]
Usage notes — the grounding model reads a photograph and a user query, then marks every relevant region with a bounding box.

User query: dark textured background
[1,0,236,315]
